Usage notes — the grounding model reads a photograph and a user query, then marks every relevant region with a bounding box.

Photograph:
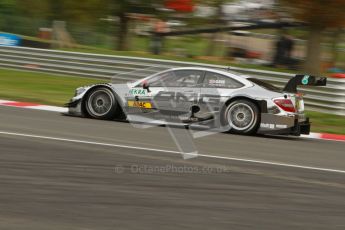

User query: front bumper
[258,113,310,136]
[64,98,83,116]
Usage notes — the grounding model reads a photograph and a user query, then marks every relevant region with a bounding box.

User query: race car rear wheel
[224,100,260,134]
[85,87,118,120]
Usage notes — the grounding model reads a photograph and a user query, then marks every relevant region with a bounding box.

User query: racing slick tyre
[85,87,118,120]
[223,99,260,135]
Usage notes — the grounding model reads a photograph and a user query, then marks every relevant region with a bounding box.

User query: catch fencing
[0,46,344,115]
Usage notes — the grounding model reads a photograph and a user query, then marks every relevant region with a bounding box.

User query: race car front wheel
[85,87,118,120]
[224,99,260,134]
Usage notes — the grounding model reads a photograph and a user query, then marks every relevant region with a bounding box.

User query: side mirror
[142,81,151,93]
[191,105,200,114]
[190,105,200,118]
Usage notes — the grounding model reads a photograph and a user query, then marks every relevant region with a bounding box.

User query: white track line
[1,130,344,174]
[0,100,67,113]
[26,105,68,113]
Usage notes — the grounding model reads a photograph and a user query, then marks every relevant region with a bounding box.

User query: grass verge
[0,68,344,135]
[306,111,345,135]
[0,69,102,105]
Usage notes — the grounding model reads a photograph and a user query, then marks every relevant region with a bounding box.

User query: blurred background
[0,0,344,134]
[0,0,344,75]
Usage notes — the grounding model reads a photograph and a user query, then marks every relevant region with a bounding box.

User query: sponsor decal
[260,123,275,129]
[276,124,288,129]
[209,79,226,85]
[0,33,21,46]
[129,88,149,96]
[302,75,310,85]
[128,101,152,109]
[260,123,288,129]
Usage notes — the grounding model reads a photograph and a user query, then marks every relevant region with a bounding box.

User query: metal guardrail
[0,46,344,115]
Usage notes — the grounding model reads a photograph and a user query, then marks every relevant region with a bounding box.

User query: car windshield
[247,78,281,92]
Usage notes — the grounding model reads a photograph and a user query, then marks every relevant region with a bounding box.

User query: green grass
[306,111,345,135]
[0,69,102,105]
[0,68,344,135]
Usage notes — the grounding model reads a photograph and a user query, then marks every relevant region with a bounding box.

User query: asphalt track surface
[0,106,344,229]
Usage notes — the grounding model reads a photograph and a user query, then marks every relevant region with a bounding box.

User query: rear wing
[283,74,327,93]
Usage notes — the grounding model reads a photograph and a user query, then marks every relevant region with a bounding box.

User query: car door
[152,70,203,119]
[125,69,204,122]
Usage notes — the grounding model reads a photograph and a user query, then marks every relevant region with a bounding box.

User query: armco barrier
[0,46,344,115]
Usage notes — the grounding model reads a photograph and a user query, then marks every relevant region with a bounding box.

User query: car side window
[203,72,244,88]
[147,71,175,87]
[147,70,203,87]
[173,70,203,87]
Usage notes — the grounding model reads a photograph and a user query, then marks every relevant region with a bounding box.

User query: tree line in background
[0,0,344,75]
[0,0,161,50]
[279,0,345,75]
